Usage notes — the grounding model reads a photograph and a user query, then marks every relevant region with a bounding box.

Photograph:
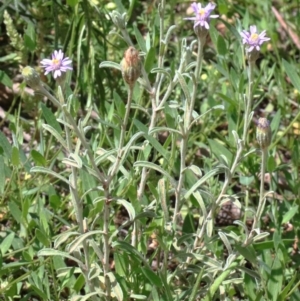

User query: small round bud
[120,46,141,87]
[256,118,271,149]
[22,66,42,90]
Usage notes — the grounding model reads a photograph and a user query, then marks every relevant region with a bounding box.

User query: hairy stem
[173,37,204,226]
[58,87,97,299]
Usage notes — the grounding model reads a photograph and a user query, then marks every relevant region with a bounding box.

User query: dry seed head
[120,46,141,87]
[216,200,242,226]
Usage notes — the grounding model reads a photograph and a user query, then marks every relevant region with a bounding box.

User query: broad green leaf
[68,230,105,253]
[133,24,147,53]
[141,267,162,287]
[144,47,156,73]
[71,292,100,301]
[218,232,233,255]
[31,150,47,167]
[99,61,121,71]
[114,252,127,277]
[67,0,78,7]
[19,147,31,172]
[163,25,177,45]
[239,175,254,186]
[73,273,85,293]
[0,131,12,158]
[0,232,15,255]
[0,70,13,88]
[116,199,136,220]
[107,272,124,301]
[38,249,85,269]
[29,283,48,299]
[113,0,126,13]
[1,260,33,270]
[244,272,258,301]
[267,248,283,301]
[54,231,79,249]
[176,71,191,105]
[134,161,174,184]
[112,241,148,267]
[270,109,281,136]
[35,229,50,247]
[24,21,36,51]
[182,212,195,234]
[41,103,62,134]
[189,105,224,129]
[282,59,300,92]
[217,35,227,56]
[22,197,31,224]
[8,201,22,224]
[79,169,99,202]
[208,139,233,165]
[281,205,298,224]
[184,168,220,199]
[235,244,257,264]
[42,124,67,150]
[278,273,297,301]
[11,146,20,166]
[204,262,239,301]
[30,166,69,185]
[133,119,169,161]
[149,126,182,136]
[150,67,171,79]
[0,156,5,194]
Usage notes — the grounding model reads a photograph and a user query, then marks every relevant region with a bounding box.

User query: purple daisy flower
[185,2,219,29]
[41,50,72,79]
[240,25,270,52]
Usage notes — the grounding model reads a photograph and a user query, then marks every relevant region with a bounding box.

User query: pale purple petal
[40,49,73,78]
[191,2,200,13]
[185,2,218,29]
[249,25,257,34]
[240,25,270,53]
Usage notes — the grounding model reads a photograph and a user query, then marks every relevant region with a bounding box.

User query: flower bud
[194,26,209,42]
[256,118,271,149]
[110,11,127,30]
[22,66,42,90]
[120,46,141,87]
[247,50,260,63]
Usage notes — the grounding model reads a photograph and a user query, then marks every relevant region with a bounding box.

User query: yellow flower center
[250,33,258,42]
[198,9,205,17]
[52,58,60,66]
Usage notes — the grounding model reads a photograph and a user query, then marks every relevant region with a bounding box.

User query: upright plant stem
[243,60,255,143]
[136,0,167,203]
[173,37,204,225]
[58,87,96,298]
[108,85,133,181]
[102,195,111,300]
[245,147,267,244]
[136,92,157,203]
